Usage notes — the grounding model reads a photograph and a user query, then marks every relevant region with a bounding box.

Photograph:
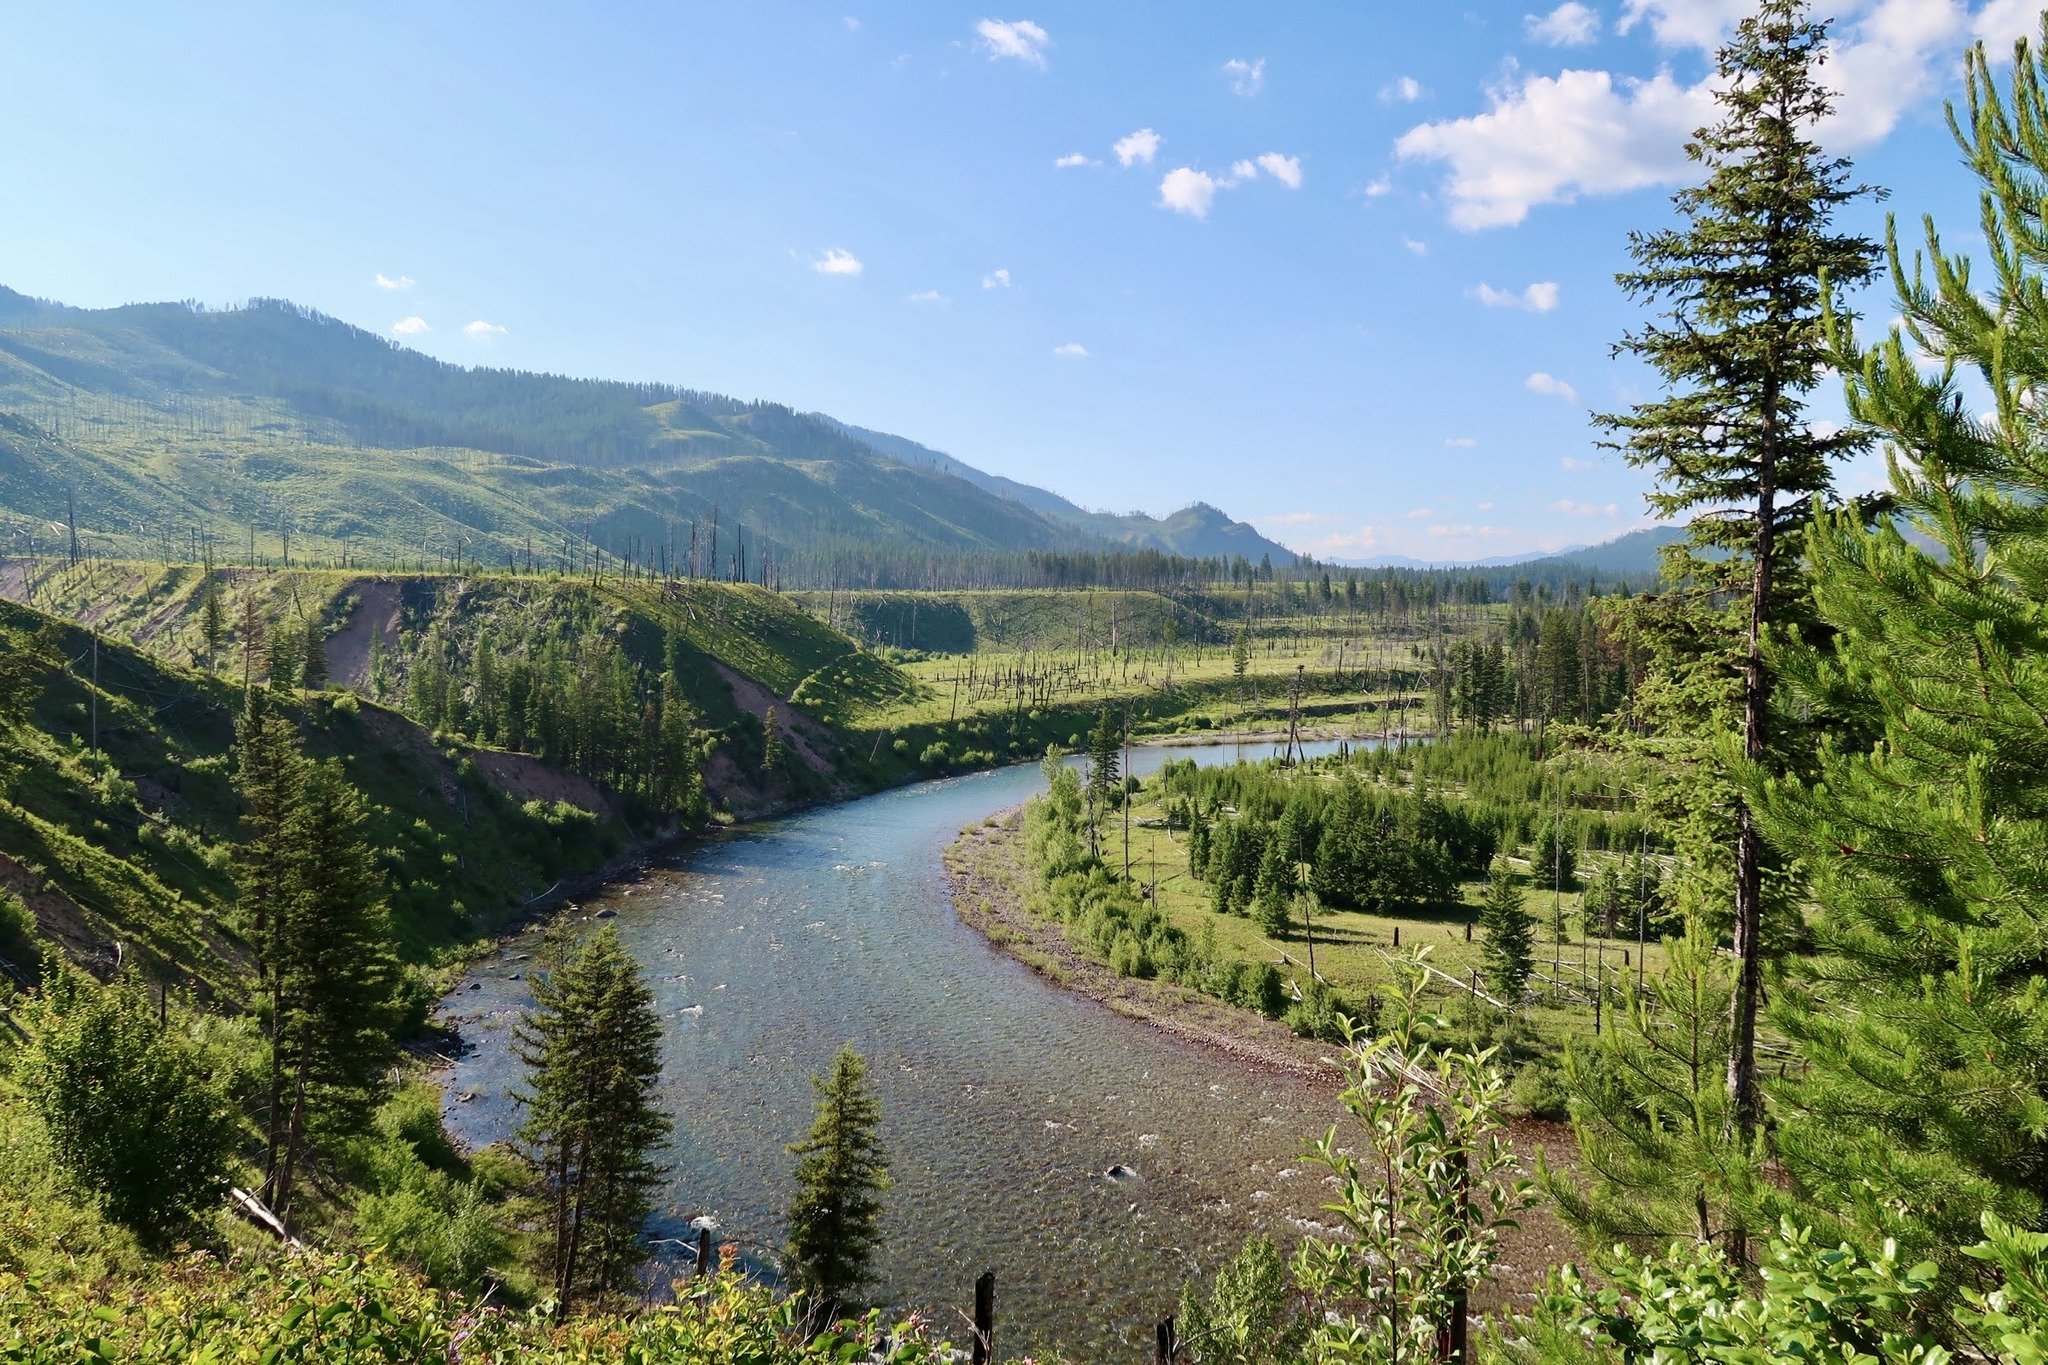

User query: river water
[441,740,1357,1358]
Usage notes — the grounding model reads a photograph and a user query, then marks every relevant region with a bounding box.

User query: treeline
[1428,597,1639,731]
[382,624,706,818]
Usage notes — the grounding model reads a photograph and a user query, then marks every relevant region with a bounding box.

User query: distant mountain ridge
[0,287,1300,574]
[1331,524,1683,579]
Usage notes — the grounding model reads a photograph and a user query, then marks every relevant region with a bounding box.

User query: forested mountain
[0,288,1299,580]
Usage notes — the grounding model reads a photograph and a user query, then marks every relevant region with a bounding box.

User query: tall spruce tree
[267,760,399,1213]
[785,1045,890,1319]
[1477,857,1534,1006]
[1592,0,1880,1208]
[1752,28,2048,1276]
[513,926,672,1308]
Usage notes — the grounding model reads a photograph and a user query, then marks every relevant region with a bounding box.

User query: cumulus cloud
[1380,75,1425,103]
[1255,152,1303,188]
[1052,341,1089,358]
[1560,455,1595,470]
[1053,151,1096,168]
[1397,65,1709,229]
[982,267,1012,289]
[1403,236,1430,256]
[1159,166,1229,218]
[812,248,864,275]
[1404,507,1438,519]
[1258,511,1333,527]
[1552,498,1621,516]
[975,17,1050,67]
[1444,436,1478,448]
[1406,1,2025,230]
[1527,371,1580,403]
[1114,127,1163,167]
[906,289,950,305]
[373,273,415,291]
[1224,57,1266,95]
[390,316,430,336]
[1472,280,1561,311]
[463,319,507,341]
[1526,2,1601,45]
[844,14,861,29]
[1359,174,1394,199]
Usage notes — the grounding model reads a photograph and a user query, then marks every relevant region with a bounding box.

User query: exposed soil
[322,577,403,687]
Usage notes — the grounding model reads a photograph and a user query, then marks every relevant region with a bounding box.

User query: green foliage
[1541,925,1764,1253]
[1477,859,1533,1006]
[785,1045,891,1316]
[0,1252,961,1362]
[0,889,35,973]
[12,964,233,1244]
[1517,1220,1958,1363]
[1740,22,2048,1281]
[513,925,671,1308]
[1294,954,1536,1363]
[1176,1235,1309,1365]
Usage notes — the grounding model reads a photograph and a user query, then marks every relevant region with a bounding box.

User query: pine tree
[267,760,399,1212]
[199,581,224,672]
[761,705,784,773]
[1084,707,1122,860]
[1749,28,2048,1275]
[785,1045,891,1318]
[1541,925,1766,1254]
[1593,0,1880,1191]
[514,926,672,1307]
[1477,857,1534,1006]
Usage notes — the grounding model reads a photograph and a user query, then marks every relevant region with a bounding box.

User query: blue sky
[0,1,2032,560]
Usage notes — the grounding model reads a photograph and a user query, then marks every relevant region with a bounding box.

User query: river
[441,739,1359,1358]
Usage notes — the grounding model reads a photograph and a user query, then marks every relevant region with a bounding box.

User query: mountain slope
[0,288,1298,576]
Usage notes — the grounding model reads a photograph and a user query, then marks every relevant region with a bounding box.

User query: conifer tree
[1752,26,2048,1272]
[1085,707,1122,859]
[1592,0,1879,1202]
[1477,858,1534,1006]
[514,926,672,1307]
[1541,926,1765,1253]
[785,1045,890,1318]
[199,581,224,672]
[267,760,399,1213]
[761,705,784,773]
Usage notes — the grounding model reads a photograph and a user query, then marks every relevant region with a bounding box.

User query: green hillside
[0,288,1300,578]
[0,596,643,1002]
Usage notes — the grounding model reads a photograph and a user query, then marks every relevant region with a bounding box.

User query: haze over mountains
[0,288,1303,577]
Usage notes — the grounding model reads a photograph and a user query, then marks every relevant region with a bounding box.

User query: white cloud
[1560,455,1595,470]
[1255,152,1304,188]
[373,273,415,291]
[1403,236,1429,256]
[1359,174,1394,199]
[1380,75,1425,103]
[1259,510,1332,527]
[1053,152,1096,168]
[844,14,861,29]
[462,319,507,341]
[1472,280,1561,311]
[1444,436,1478,448]
[1526,2,1601,46]
[1159,166,1228,218]
[975,18,1050,67]
[1408,1,2013,230]
[907,289,950,305]
[1476,500,1496,511]
[1397,65,1710,229]
[1527,371,1580,403]
[1114,127,1163,167]
[1224,57,1266,96]
[982,267,1012,289]
[390,316,430,336]
[1052,341,1089,358]
[1552,498,1621,516]
[1404,507,1438,519]
[811,248,864,275]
